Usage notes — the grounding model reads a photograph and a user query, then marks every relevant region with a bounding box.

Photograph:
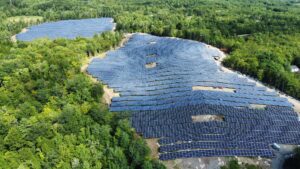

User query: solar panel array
[87,33,299,160]
[16,18,115,41]
[132,105,299,160]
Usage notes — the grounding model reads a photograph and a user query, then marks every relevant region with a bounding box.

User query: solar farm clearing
[16,18,115,41]
[88,33,300,160]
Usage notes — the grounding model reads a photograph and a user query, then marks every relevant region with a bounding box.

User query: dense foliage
[115,0,300,99]
[1,1,300,99]
[0,0,300,168]
[0,25,164,169]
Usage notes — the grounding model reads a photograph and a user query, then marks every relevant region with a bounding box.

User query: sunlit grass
[6,16,43,24]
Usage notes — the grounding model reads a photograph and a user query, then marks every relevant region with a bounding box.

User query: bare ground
[192,86,235,93]
[161,44,294,169]
[249,104,267,110]
[80,34,299,168]
[146,139,160,159]
[103,85,120,105]
[214,51,300,114]
[247,75,300,114]
[145,62,157,69]
[81,33,132,105]
[81,59,120,105]
[11,28,28,43]
[162,157,271,169]
[191,115,224,122]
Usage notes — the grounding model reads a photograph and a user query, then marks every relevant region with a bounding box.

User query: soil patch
[103,85,120,105]
[146,62,157,69]
[249,104,267,110]
[192,115,224,122]
[11,28,28,42]
[146,139,159,159]
[81,33,131,105]
[192,86,236,93]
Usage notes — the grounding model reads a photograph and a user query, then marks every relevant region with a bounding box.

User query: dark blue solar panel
[16,18,115,41]
[88,34,292,110]
[159,149,274,160]
[87,34,299,160]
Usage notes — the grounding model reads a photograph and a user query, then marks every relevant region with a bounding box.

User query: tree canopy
[0,28,165,168]
[0,0,300,168]
[1,0,300,98]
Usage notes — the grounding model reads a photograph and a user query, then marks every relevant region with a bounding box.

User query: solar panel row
[17,18,115,41]
[87,34,292,111]
[87,34,299,160]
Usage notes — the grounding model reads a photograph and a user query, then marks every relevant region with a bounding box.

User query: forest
[0,2,166,167]
[2,0,300,99]
[0,32,167,169]
[0,32,166,169]
[0,0,299,168]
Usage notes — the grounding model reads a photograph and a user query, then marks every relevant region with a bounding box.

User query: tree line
[4,0,298,99]
[0,17,165,169]
[1,0,300,168]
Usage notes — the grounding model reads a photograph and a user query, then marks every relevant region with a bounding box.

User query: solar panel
[87,33,299,160]
[16,18,115,41]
